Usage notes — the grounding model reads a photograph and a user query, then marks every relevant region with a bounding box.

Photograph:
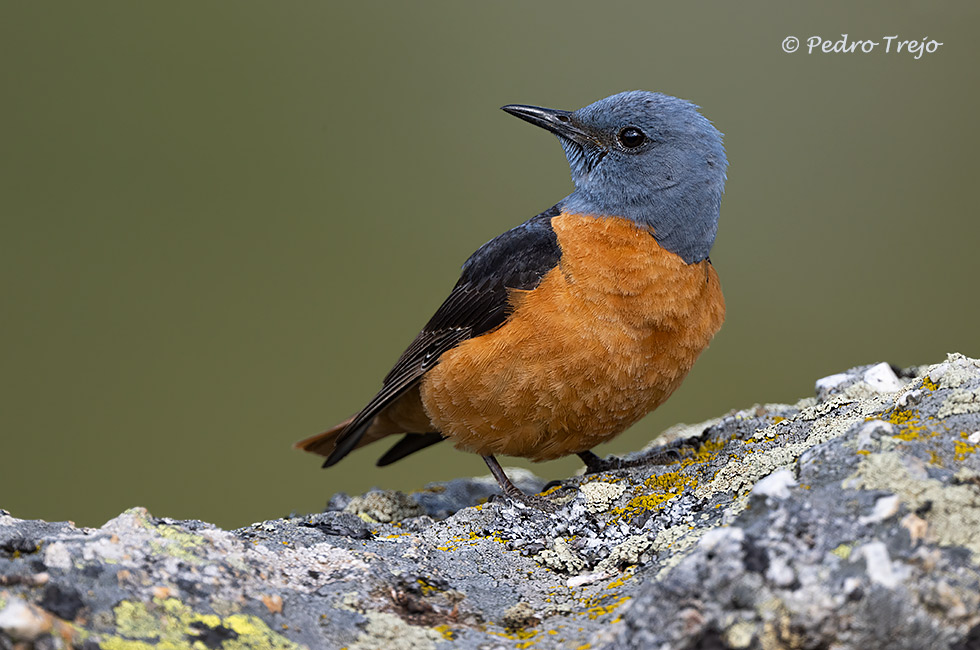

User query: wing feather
[322,205,562,467]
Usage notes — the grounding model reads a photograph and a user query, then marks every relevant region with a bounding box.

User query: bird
[296,91,728,508]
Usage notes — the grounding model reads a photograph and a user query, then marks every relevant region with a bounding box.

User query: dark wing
[376,432,446,466]
[323,205,562,467]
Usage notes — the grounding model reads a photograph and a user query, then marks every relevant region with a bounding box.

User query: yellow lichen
[489,627,539,649]
[830,543,852,560]
[435,529,508,552]
[515,629,539,649]
[954,440,978,461]
[876,409,939,442]
[382,532,411,540]
[605,567,635,590]
[883,409,917,425]
[416,578,440,596]
[893,427,938,442]
[147,524,207,566]
[574,588,633,622]
[100,598,302,650]
[600,438,732,521]
[585,594,631,619]
[679,437,729,468]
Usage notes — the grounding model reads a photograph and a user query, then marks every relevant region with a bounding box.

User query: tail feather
[294,415,408,462]
[293,416,355,457]
[296,386,439,465]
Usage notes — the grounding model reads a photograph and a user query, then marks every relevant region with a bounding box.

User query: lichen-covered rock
[343,490,425,523]
[2,354,979,649]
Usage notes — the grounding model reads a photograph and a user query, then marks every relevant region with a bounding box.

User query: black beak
[501,104,592,147]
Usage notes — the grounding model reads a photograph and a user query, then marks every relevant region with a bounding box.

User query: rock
[2,355,980,649]
[500,601,538,630]
[348,611,444,650]
[751,468,797,500]
[343,490,424,523]
[580,481,628,514]
[0,599,52,641]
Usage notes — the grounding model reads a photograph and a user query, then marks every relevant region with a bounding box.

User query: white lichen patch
[580,481,627,514]
[925,353,980,389]
[646,418,723,449]
[937,388,980,419]
[724,620,757,649]
[257,542,364,590]
[596,535,653,573]
[42,542,73,571]
[849,452,980,561]
[349,611,443,650]
[501,601,538,629]
[818,364,909,402]
[345,491,425,523]
[536,537,588,574]
[651,525,717,579]
[700,397,865,502]
[337,591,364,613]
[202,525,370,595]
[645,524,691,555]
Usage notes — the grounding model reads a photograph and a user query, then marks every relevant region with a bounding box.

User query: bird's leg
[578,448,682,475]
[483,455,527,500]
[482,455,557,512]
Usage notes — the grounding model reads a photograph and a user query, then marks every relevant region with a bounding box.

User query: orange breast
[419,213,725,461]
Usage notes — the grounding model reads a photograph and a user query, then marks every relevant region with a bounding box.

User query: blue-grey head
[502,91,727,264]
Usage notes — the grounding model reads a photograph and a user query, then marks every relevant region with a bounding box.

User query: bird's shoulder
[458,204,562,292]
[382,204,562,384]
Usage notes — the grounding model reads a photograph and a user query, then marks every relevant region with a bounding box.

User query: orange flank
[420,212,725,461]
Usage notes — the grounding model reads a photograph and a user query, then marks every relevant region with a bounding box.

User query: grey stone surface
[2,354,980,649]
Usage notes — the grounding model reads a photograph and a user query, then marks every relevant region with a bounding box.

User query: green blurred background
[2,2,978,529]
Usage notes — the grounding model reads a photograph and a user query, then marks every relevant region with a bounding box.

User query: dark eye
[618,126,646,149]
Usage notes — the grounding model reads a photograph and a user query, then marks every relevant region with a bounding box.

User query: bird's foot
[540,478,565,492]
[578,448,682,475]
[486,490,559,512]
[639,445,687,466]
[511,492,560,512]
[483,454,560,512]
